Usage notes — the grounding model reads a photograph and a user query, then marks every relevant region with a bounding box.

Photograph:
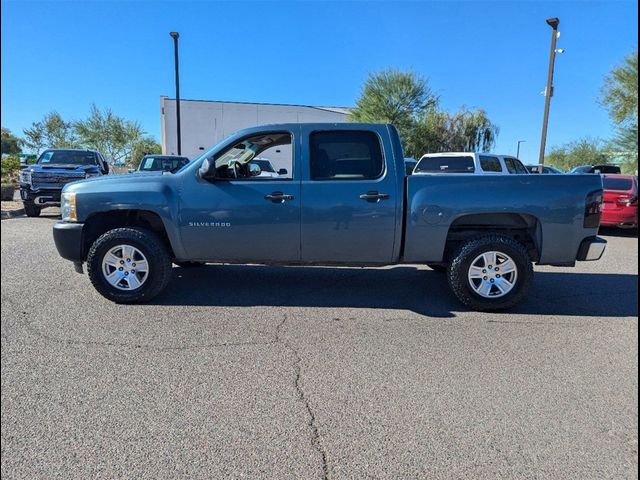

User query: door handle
[359,191,390,203]
[264,191,294,203]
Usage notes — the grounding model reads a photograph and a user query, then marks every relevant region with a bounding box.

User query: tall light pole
[538,17,560,165]
[169,31,181,155]
[516,140,526,159]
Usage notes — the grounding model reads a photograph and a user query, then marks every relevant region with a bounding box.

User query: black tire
[87,227,172,303]
[447,235,533,311]
[427,263,447,273]
[23,202,41,217]
[173,261,206,268]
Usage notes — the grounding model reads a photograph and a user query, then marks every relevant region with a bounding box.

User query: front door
[299,126,399,264]
[178,129,301,263]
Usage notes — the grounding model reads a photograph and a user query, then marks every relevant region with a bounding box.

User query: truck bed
[403,173,604,265]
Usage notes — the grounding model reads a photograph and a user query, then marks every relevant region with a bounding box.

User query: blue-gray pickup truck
[53,123,607,311]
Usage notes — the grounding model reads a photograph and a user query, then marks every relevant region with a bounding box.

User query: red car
[600,174,638,229]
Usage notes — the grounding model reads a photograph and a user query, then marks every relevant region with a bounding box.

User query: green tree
[350,68,438,156]
[545,137,609,171]
[409,108,499,156]
[600,50,638,173]
[22,111,77,154]
[1,128,22,155]
[129,137,162,168]
[350,69,498,158]
[75,104,144,162]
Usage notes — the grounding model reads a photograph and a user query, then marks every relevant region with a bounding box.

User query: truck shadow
[153,265,638,318]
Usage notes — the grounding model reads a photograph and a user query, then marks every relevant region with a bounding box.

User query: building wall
[161,97,350,159]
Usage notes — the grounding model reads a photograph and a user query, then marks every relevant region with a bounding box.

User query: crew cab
[20,149,109,217]
[413,152,529,175]
[52,123,607,311]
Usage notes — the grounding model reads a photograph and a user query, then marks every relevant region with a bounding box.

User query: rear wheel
[87,227,172,303]
[23,202,41,217]
[447,235,533,311]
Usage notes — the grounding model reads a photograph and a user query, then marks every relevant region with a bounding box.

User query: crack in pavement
[276,313,330,480]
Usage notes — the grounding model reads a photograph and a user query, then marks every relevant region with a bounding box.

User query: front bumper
[576,236,607,261]
[20,186,62,206]
[53,221,84,262]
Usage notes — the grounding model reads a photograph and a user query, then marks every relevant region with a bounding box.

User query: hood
[28,163,102,174]
[62,170,168,193]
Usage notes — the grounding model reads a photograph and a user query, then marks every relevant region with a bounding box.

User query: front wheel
[447,235,533,311]
[87,227,172,303]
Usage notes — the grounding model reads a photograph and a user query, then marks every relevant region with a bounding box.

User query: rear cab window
[414,155,475,174]
[603,177,634,191]
[310,131,384,180]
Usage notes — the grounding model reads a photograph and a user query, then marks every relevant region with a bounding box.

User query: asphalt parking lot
[1,213,638,479]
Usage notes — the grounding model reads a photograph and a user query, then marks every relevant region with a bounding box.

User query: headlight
[85,172,100,178]
[20,170,32,185]
[61,192,77,222]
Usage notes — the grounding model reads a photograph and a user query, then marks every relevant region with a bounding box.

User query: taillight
[616,195,638,207]
[584,189,603,228]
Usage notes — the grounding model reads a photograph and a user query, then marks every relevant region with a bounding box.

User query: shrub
[1,155,21,177]
[1,183,15,201]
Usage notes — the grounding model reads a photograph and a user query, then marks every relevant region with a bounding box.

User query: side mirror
[198,158,217,181]
[278,168,288,175]
[249,163,262,177]
[102,163,110,175]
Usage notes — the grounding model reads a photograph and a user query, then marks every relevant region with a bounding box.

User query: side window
[504,158,518,174]
[310,131,384,180]
[479,155,502,173]
[211,132,293,180]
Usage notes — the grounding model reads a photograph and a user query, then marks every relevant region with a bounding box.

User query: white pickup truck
[413,152,529,175]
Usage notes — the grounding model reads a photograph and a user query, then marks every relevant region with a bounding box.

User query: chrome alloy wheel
[467,251,518,298]
[101,244,149,291]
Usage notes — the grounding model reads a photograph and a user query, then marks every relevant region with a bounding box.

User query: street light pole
[538,17,560,165]
[169,32,181,155]
[516,140,526,159]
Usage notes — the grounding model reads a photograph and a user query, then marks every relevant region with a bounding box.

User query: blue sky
[1,0,637,163]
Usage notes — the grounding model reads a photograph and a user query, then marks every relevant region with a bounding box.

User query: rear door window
[479,155,502,173]
[414,156,475,173]
[310,131,384,180]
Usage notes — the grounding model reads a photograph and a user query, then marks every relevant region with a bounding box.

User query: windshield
[414,155,475,173]
[250,159,276,173]
[139,156,189,173]
[38,150,98,166]
[570,166,593,174]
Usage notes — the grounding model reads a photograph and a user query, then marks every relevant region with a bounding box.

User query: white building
[160,97,351,158]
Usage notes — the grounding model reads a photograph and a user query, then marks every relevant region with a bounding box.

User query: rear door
[299,125,399,263]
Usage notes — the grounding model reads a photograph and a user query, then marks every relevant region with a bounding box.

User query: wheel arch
[81,210,176,261]
[444,212,542,263]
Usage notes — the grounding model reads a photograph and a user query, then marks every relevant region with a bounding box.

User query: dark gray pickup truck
[53,123,607,310]
[20,148,110,217]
